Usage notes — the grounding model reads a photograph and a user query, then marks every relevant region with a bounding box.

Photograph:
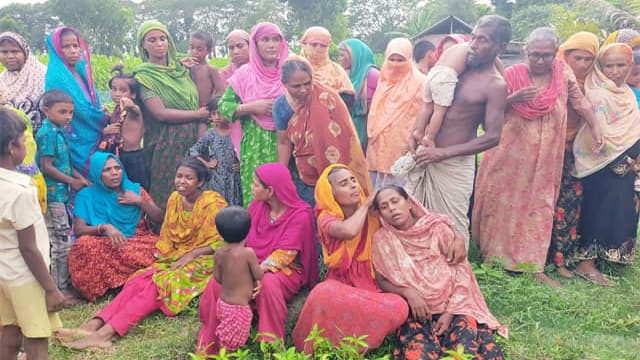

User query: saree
[0,32,46,132]
[45,27,106,175]
[300,27,354,94]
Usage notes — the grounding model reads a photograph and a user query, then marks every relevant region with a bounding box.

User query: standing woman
[219,22,289,206]
[45,27,106,175]
[573,43,640,286]
[0,32,46,132]
[367,38,426,189]
[548,32,599,277]
[338,39,379,152]
[134,20,209,209]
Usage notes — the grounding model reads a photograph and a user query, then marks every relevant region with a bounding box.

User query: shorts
[0,281,62,338]
[119,149,149,189]
[424,65,459,107]
[215,298,253,351]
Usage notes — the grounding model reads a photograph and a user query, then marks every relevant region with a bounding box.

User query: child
[100,65,149,189]
[187,96,242,206]
[627,50,640,107]
[188,30,225,136]
[35,89,89,305]
[0,107,64,359]
[213,206,264,353]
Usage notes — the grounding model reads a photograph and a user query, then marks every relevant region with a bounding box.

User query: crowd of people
[1,12,639,360]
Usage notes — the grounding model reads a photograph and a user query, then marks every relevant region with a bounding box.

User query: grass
[48,244,640,359]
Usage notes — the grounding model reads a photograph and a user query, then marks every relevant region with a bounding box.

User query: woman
[573,43,640,286]
[219,29,250,156]
[367,38,426,189]
[292,164,408,353]
[338,38,379,152]
[273,56,370,205]
[548,32,599,277]
[0,32,46,132]
[472,28,602,286]
[219,22,289,207]
[603,28,640,50]
[45,27,106,175]
[68,152,163,301]
[55,157,227,349]
[373,185,506,359]
[134,20,209,209]
[197,163,317,354]
[434,34,469,61]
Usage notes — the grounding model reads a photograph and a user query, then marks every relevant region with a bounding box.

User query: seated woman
[292,164,408,353]
[55,157,228,349]
[372,185,507,359]
[68,152,163,301]
[197,163,318,354]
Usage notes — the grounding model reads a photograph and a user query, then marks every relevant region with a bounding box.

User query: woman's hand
[508,86,538,104]
[196,107,210,121]
[433,312,454,336]
[179,57,199,68]
[250,99,274,116]
[170,251,197,270]
[103,224,127,247]
[251,280,262,299]
[403,288,430,322]
[70,176,91,192]
[197,156,218,169]
[232,163,240,173]
[590,121,604,154]
[103,123,121,135]
[446,231,467,264]
[118,190,143,207]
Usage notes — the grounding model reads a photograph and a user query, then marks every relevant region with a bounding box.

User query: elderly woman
[367,38,426,189]
[547,32,599,277]
[373,185,506,359]
[273,56,370,205]
[292,164,408,353]
[197,163,317,354]
[219,22,289,206]
[0,32,46,132]
[573,43,640,286]
[45,27,106,175]
[472,28,602,287]
[56,157,227,349]
[68,152,163,301]
[602,28,640,50]
[338,39,379,152]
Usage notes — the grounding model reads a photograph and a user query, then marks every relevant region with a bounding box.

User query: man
[413,40,436,75]
[406,15,511,248]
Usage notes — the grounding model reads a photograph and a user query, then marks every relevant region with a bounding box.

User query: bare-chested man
[405,15,512,248]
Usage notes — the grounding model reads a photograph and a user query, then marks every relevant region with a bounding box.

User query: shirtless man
[406,15,512,248]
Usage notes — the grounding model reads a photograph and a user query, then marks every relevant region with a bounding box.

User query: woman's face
[256,34,281,65]
[101,157,123,190]
[375,188,415,231]
[600,51,632,87]
[174,166,203,198]
[60,32,81,67]
[227,36,249,66]
[329,168,361,207]
[0,40,26,71]
[564,49,595,80]
[251,175,272,201]
[285,68,312,103]
[526,40,557,76]
[338,45,351,70]
[143,30,169,60]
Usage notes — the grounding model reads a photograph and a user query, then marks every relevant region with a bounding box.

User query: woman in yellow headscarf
[602,28,640,49]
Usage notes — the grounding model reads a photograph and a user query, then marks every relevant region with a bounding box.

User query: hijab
[557,32,600,91]
[300,27,354,94]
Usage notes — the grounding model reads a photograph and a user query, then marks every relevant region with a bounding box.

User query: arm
[376,271,430,322]
[326,195,374,240]
[567,78,601,135]
[142,96,208,124]
[170,245,215,270]
[247,249,264,281]
[213,253,221,283]
[40,156,77,186]
[73,216,104,237]
[209,66,225,96]
[277,130,293,166]
[219,86,247,120]
[424,104,447,144]
[137,194,163,224]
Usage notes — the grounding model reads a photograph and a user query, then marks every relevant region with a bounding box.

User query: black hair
[633,50,640,65]
[40,89,73,110]
[413,40,435,62]
[59,27,78,40]
[254,170,269,189]
[372,184,409,210]
[108,64,140,96]
[190,30,213,51]
[281,59,312,84]
[176,156,212,183]
[215,206,252,243]
[0,107,27,157]
[206,95,221,113]
[475,15,512,45]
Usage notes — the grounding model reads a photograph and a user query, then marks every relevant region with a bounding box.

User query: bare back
[213,244,264,305]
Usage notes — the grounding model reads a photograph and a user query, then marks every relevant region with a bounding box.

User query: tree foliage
[284,0,349,42]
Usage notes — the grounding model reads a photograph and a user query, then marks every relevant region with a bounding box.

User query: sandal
[574,270,612,286]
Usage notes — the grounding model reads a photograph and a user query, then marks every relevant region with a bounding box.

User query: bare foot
[575,270,612,286]
[54,328,93,343]
[65,331,113,350]
[556,266,574,279]
[533,273,562,287]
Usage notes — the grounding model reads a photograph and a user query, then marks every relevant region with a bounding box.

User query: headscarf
[246,163,318,287]
[220,29,251,84]
[574,43,640,178]
[557,32,600,91]
[505,60,567,120]
[603,29,640,49]
[227,22,289,131]
[300,27,354,94]
[45,27,106,175]
[0,32,46,131]
[341,38,377,114]
[74,152,142,238]
[435,34,469,60]
[314,164,379,276]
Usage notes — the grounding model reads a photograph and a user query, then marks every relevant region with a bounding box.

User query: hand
[197,156,218,169]
[118,190,143,206]
[590,122,604,154]
[446,231,467,264]
[70,178,89,192]
[433,312,454,336]
[420,136,436,148]
[103,224,127,247]
[251,99,274,116]
[407,131,420,154]
[170,251,196,270]
[404,288,430,322]
[103,123,121,135]
[179,57,199,68]
[362,193,376,209]
[100,105,110,116]
[195,107,210,121]
[232,163,240,173]
[120,97,138,114]
[251,280,262,299]
[414,146,450,167]
[508,86,538,104]
[45,289,65,312]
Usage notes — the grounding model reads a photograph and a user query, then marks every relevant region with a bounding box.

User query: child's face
[600,52,632,87]
[627,64,640,88]
[210,110,227,128]
[43,102,74,126]
[61,32,81,67]
[9,133,26,166]
[189,38,209,62]
[110,78,134,103]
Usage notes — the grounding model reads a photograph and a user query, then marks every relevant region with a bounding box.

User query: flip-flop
[574,270,612,286]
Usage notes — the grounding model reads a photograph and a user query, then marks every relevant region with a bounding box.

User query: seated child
[36,90,89,306]
[187,96,242,206]
[100,65,148,188]
[213,207,264,353]
[0,107,64,359]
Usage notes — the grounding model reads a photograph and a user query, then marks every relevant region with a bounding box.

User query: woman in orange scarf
[292,164,408,353]
[367,38,426,190]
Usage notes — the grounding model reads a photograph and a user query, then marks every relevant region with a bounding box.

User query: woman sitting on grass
[55,157,228,349]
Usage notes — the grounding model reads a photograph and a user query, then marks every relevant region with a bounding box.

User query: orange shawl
[300,27,354,94]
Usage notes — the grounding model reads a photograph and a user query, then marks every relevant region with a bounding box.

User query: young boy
[35,90,89,305]
[213,206,263,353]
[0,107,64,360]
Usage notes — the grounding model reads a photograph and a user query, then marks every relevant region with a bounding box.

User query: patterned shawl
[300,27,354,94]
[505,60,567,120]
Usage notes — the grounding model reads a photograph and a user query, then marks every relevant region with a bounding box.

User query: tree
[0,3,56,52]
[284,0,349,42]
[0,15,26,34]
[573,0,640,32]
[511,3,600,41]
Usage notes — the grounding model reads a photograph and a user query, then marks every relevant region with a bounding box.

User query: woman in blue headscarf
[338,39,380,152]
[68,152,163,301]
[44,27,107,175]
